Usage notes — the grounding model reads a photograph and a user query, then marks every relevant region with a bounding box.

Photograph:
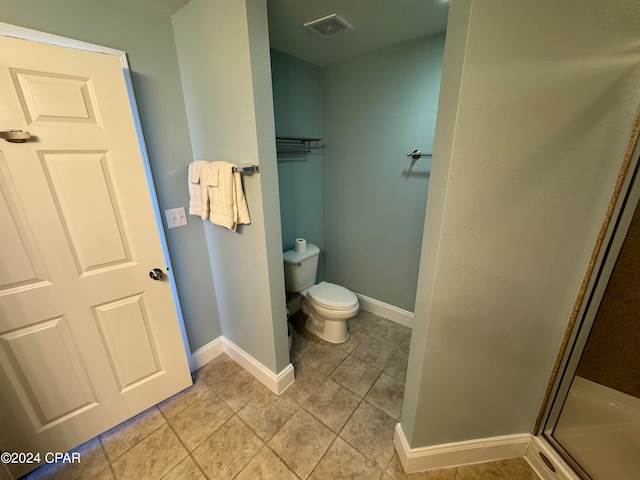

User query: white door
[0,34,192,478]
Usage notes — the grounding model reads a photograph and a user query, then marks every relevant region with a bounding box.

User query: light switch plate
[165,207,187,228]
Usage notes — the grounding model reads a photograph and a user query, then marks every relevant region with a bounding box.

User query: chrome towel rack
[232,164,259,174]
[407,149,432,160]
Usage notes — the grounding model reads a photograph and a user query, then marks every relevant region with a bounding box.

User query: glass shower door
[544,191,640,479]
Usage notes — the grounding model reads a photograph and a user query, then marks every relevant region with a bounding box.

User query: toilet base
[304,315,349,344]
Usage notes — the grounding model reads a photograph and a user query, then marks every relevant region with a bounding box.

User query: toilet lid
[307,282,358,309]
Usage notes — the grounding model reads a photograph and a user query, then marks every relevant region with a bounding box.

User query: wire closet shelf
[276,136,321,154]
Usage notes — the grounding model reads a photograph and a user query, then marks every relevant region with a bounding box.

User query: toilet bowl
[283,243,359,344]
[301,282,359,343]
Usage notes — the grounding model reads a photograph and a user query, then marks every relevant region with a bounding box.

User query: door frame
[0,21,191,370]
[533,115,640,477]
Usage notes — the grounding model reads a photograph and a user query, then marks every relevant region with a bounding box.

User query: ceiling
[266,0,449,66]
[131,0,190,15]
[137,0,449,67]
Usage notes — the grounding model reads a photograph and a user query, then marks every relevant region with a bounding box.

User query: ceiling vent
[303,13,353,38]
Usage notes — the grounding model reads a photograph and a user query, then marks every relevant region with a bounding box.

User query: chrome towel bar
[232,164,259,174]
[407,149,432,160]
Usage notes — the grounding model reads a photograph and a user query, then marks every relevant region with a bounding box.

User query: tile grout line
[99,406,169,472]
[305,434,340,480]
[24,312,408,480]
[160,410,210,480]
[166,369,252,479]
[222,377,304,479]
[227,414,270,480]
[270,313,393,478]
[295,335,401,475]
[98,437,120,480]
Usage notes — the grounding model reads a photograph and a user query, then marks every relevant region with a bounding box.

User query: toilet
[283,243,359,343]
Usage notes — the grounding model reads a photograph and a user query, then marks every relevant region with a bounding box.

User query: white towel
[199,162,222,220]
[207,161,251,232]
[202,161,220,187]
[187,160,208,216]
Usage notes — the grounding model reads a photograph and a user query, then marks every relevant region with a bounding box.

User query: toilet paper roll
[295,238,306,253]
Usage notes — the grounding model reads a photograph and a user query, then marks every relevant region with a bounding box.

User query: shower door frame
[537,127,640,478]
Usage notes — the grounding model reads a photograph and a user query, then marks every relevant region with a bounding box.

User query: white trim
[223,338,295,395]
[289,291,413,329]
[189,336,224,372]
[113,39,193,367]
[355,293,414,328]
[188,336,296,395]
[0,22,124,56]
[526,436,581,480]
[393,423,531,473]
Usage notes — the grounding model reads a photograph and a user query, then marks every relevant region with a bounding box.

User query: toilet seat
[307,282,358,310]
[300,282,359,344]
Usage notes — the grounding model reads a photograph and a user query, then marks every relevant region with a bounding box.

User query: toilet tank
[283,244,320,292]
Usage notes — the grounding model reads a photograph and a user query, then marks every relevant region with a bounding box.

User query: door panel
[0,157,50,293]
[11,68,101,125]
[0,34,191,478]
[94,294,162,391]
[0,316,97,430]
[41,151,132,273]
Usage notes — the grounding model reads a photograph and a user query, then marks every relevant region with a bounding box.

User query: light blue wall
[0,0,222,352]
[270,50,325,281]
[404,0,640,447]
[323,34,445,311]
[271,36,445,304]
[173,0,289,374]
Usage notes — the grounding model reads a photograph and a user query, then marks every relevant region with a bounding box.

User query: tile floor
[24,310,540,479]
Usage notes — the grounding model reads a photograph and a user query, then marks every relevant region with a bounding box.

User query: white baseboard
[288,291,413,329]
[356,293,414,329]
[189,336,295,395]
[393,423,531,473]
[525,436,581,480]
[223,337,295,395]
[189,336,224,372]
